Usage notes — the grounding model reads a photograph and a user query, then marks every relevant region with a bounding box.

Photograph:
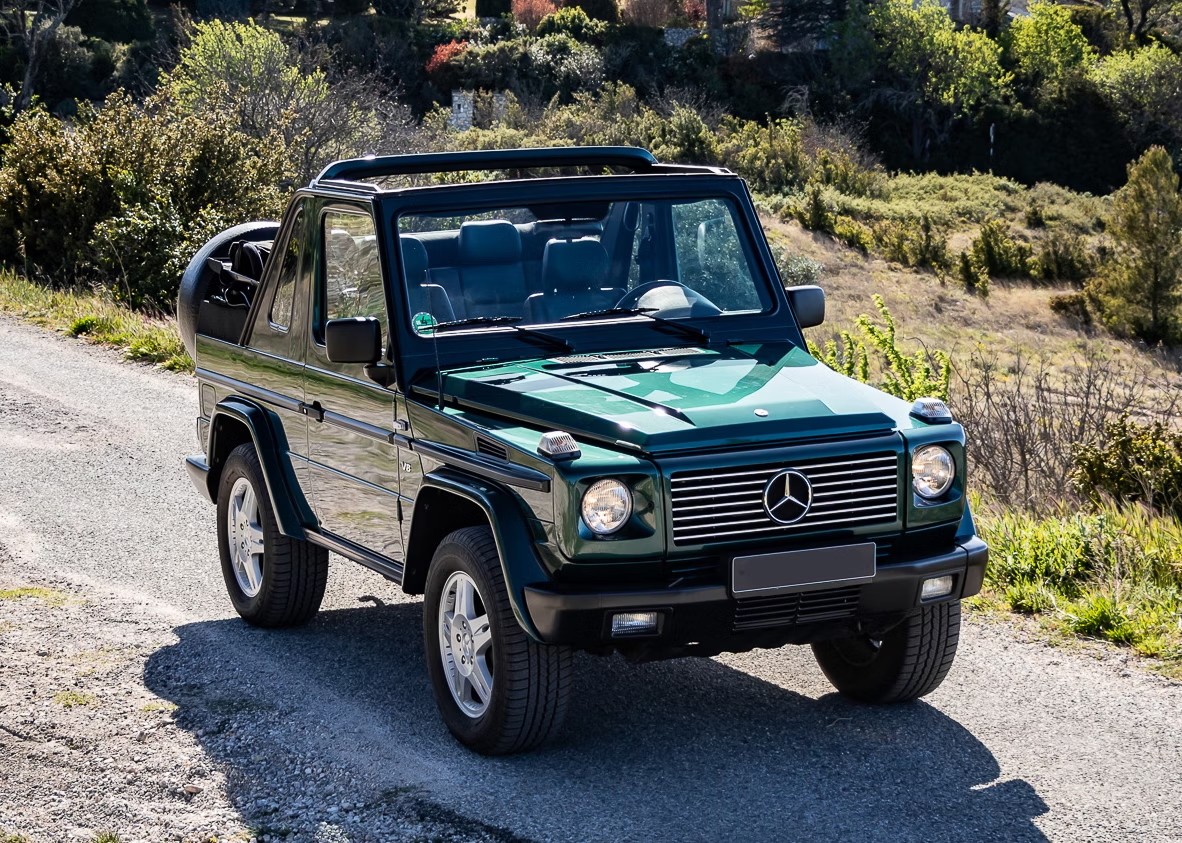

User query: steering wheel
[615,279,723,318]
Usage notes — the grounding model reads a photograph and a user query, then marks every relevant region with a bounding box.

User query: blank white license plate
[731,543,877,597]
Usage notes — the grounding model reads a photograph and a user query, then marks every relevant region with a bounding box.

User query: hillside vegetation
[1,0,1181,670]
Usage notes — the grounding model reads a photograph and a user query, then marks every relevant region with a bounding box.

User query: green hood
[439,344,911,454]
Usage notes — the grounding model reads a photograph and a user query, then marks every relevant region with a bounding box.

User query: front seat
[457,220,528,318]
[526,238,621,323]
[401,235,455,326]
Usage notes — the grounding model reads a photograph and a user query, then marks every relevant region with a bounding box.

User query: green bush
[775,252,823,286]
[957,250,990,297]
[537,6,609,40]
[873,214,949,270]
[833,215,873,253]
[809,294,952,402]
[1048,290,1092,326]
[969,218,1033,279]
[563,0,619,24]
[1072,415,1182,518]
[1033,230,1094,285]
[0,92,286,310]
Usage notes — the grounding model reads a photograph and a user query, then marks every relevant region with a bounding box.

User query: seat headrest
[459,220,522,264]
[542,238,610,292]
[400,235,429,282]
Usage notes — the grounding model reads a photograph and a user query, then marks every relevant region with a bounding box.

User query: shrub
[832,215,873,253]
[809,294,952,402]
[775,252,823,286]
[957,251,990,297]
[620,0,674,28]
[1048,291,1092,326]
[1033,230,1094,285]
[538,6,609,39]
[952,348,1182,513]
[969,219,1033,279]
[873,214,949,271]
[426,40,468,88]
[565,0,620,23]
[1072,416,1182,518]
[0,92,286,310]
[513,0,559,29]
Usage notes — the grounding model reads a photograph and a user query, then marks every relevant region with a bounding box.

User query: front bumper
[524,537,987,654]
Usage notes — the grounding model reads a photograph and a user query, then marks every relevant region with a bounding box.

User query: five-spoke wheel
[215,443,328,627]
[438,571,495,717]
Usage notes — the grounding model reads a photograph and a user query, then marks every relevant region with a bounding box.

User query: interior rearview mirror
[787,285,825,329]
[326,317,382,365]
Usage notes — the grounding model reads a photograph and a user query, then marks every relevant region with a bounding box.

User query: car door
[241,200,312,491]
[303,201,404,562]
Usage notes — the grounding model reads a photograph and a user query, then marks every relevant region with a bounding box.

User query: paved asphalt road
[1,315,1180,842]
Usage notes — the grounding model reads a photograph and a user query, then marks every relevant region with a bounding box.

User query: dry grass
[766,215,1180,387]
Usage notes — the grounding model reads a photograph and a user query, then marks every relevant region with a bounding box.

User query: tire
[424,527,572,755]
[812,601,961,703]
[216,443,328,627]
[177,221,279,359]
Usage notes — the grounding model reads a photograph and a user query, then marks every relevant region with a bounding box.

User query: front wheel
[424,527,572,755]
[812,601,961,703]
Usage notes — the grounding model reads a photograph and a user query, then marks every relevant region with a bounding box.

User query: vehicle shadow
[145,600,1048,842]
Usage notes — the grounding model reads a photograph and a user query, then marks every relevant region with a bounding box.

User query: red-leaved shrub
[513,0,558,30]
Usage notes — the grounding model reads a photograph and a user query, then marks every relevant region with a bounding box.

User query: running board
[306,530,405,584]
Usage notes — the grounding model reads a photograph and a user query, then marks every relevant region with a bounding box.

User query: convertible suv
[178,146,987,755]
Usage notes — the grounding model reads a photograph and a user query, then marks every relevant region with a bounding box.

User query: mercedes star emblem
[762,469,813,524]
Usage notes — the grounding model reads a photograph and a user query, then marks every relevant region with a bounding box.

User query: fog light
[922,575,954,600]
[610,611,659,637]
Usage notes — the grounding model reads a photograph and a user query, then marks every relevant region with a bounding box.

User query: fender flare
[207,397,315,539]
[411,468,550,640]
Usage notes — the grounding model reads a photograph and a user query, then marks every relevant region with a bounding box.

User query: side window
[321,210,386,337]
[671,199,761,312]
[270,208,304,329]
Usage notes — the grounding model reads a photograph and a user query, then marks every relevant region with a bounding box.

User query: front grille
[733,586,861,632]
[670,452,900,545]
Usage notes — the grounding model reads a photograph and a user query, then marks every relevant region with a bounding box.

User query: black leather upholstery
[458,221,528,318]
[526,238,621,322]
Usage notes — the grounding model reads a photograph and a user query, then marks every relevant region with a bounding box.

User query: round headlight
[912,445,955,500]
[581,479,633,535]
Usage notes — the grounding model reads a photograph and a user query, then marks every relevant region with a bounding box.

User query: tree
[844,0,1010,162]
[1006,2,1094,88]
[1108,0,1181,40]
[1089,43,1182,156]
[1089,146,1182,344]
[980,0,1010,38]
[0,0,80,113]
[163,20,414,182]
[747,0,845,50]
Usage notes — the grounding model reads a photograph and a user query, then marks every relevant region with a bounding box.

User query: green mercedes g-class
[178,146,987,755]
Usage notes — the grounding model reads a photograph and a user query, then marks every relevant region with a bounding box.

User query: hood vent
[475,436,508,461]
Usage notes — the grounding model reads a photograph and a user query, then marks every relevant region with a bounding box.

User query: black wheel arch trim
[407,467,550,640]
[206,397,315,539]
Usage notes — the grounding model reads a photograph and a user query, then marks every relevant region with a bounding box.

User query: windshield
[395,197,772,337]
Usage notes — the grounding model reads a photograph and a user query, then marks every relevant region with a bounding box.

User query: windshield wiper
[426,315,572,353]
[562,307,710,344]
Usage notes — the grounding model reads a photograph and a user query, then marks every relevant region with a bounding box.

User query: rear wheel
[812,601,961,703]
[424,527,572,755]
[216,443,328,627]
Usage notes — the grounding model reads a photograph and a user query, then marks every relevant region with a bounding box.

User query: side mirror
[787,285,825,329]
[326,317,381,365]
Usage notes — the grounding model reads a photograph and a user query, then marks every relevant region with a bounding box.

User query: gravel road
[0,314,1180,843]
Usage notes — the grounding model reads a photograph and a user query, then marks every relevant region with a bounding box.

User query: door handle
[299,401,325,423]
